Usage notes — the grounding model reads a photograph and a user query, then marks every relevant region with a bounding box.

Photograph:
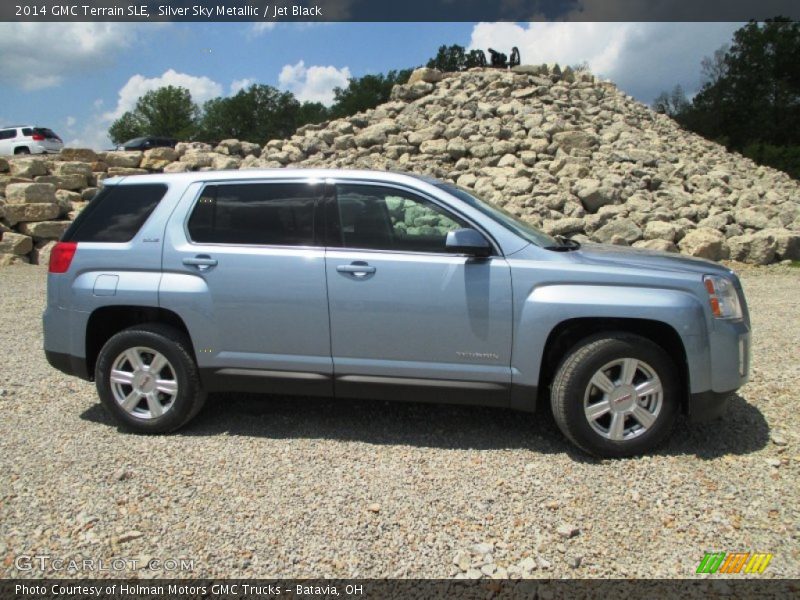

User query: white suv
[0,125,63,155]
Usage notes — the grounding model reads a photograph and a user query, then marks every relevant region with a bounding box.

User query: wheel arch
[85,305,193,379]
[538,317,690,413]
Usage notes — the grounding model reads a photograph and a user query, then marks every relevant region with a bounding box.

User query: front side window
[332,184,469,253]
[188,183,319,246]
[437,183,557,248]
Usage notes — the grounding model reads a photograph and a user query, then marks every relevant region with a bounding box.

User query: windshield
[123,137,147,147]
[437,183,557,247]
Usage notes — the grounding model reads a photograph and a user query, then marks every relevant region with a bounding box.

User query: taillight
[49,242,77,273]
[32,133,45,141]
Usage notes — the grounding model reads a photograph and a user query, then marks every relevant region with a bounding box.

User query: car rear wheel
[14,147,30,155]
[550,333,678,458]
[95,323,206,433]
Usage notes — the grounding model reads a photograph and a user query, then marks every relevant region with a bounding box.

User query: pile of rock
[1,65,799,267]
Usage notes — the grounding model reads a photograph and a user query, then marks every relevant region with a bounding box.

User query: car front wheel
[550,333,678,458]
[95,324,206,433]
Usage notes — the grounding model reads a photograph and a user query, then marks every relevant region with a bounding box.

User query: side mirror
[446,228,492,257]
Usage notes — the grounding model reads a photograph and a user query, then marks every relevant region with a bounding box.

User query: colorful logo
[696,552,773,574]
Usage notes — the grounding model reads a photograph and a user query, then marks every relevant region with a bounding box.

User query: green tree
[656,18,800,178]
[328,70,412,119]
[108,112,145,146]
[652,84,690,117]
[427,44,467,71]
[426,44,486,71]
[108,85,198,144]
[197,84,327,144]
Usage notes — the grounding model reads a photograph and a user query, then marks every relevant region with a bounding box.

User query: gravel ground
[0,264,798,580]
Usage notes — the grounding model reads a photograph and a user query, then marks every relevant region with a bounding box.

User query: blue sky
[0,22,741,149]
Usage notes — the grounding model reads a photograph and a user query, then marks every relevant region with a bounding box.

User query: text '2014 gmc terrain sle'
[43,170,751,457]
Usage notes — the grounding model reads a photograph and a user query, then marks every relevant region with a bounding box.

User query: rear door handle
[337,262,376,277]
[183,255,218,269]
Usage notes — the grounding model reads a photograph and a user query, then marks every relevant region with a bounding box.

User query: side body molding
[510,284,711,411]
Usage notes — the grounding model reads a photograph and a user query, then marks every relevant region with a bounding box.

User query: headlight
[703,275,743,320]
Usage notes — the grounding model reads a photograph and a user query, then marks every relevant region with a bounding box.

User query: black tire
[95,323,206,433]
[550,333,678,458]
[14,147,30,155]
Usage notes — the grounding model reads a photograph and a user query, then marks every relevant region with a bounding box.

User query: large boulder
[390,81,434,102]
[9,158,47,179]
[3,203,60,226]
[31,240,58,265]
[52,161,93,177]
[104,151,143,168]
[592,218,643,245]
[552,131,598,153]
[574,178,616,213]
[407,67,443,85]
[18,220,71,241]
[5,182,56,204]
[644,221,683,242]
[678,228,729,261]
[34,175,87,191]
[726,234,776,265]
[0,232,33,255]
[58,148,98,162]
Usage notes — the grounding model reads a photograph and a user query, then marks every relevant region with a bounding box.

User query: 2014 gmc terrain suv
[43,169,751,457]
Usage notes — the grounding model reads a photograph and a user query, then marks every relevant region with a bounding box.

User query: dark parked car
[117,136,177,151]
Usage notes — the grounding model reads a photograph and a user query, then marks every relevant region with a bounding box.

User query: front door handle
[183,255,218,270]
[337,262,376,278]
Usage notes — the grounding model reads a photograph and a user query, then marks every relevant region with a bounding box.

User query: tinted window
[21,128,32,136]
[333,184,468,253]
[437,183,557,248]
[188,183,319,246]
[62,184,167,243]
[34,128,59,139]
[0,129,15,140]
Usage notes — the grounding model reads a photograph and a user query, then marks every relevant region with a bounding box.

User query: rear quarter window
[62,183,168,243]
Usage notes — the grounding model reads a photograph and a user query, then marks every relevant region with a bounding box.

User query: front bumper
[688,390,734,423]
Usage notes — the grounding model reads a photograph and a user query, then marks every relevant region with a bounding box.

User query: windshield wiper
[544,235,581,252]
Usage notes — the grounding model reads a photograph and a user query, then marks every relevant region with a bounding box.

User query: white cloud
[278,60,351,105]
[230,78,255,95]
[468,22,741,102]
[0,23,144,91]
[249,22,276,37]
[66,116,76,128]
[102,69,224,122]
[68,69,224,150]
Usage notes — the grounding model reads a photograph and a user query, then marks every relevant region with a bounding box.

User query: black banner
[2,0,800,23]
[2,580,799,600]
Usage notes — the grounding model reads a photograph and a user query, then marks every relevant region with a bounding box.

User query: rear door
[161,179,333,395]
[0,129,15,155]
[324,182,514,406]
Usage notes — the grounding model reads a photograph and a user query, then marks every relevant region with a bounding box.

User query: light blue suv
[43,170,751,457]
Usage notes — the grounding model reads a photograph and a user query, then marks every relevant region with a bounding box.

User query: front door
[324,183,513,405]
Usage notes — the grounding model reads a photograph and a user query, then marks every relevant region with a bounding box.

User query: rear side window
[34,128,59,139]
[21,128,32,136]
[187,183,319,246]
[62,184,168,243]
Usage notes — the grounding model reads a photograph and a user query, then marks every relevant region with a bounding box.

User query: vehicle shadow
[80,392,769,461]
